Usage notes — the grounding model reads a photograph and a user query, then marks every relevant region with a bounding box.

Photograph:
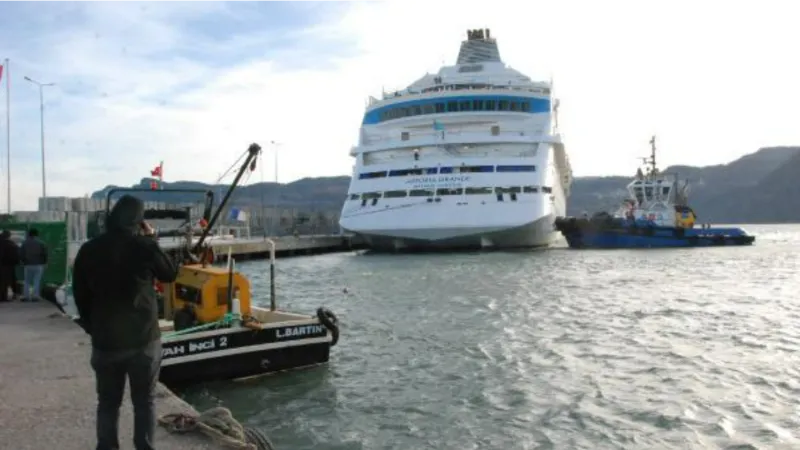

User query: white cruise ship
[339,28,573,251]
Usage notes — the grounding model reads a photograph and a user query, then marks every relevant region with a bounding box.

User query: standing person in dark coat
[72,195,178,450]
[0,230,20,302]
[20,228,48,302]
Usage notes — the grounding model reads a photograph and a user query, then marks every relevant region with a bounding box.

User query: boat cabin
[615,136,693,228]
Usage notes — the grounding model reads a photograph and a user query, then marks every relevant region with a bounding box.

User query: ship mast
[644,135,658,178]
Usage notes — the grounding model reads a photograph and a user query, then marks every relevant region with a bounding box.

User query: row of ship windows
[358,164,536,179]
[348,185,553,200]
[379,99,533,122]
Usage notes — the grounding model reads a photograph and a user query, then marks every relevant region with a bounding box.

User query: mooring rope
[161,312,243,339]
[159,406,275,449]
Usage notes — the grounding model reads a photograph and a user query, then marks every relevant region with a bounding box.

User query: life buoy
[316,307,339,347]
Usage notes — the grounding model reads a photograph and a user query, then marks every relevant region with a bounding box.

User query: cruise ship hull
[343,214,557,252]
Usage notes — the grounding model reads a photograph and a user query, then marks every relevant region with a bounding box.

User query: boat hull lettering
[162,335,229,358]
[276,324,326,339]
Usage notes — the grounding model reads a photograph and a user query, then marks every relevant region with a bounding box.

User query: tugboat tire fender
[316,307,340,347]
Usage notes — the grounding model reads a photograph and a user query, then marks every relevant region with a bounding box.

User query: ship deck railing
[355,128,560,153]
[373,84,551,104]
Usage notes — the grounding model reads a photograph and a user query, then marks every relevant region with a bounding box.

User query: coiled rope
[159,407,275,450]
[161,312,244,339]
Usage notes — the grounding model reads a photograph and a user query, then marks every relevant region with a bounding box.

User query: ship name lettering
[276,324,326,339]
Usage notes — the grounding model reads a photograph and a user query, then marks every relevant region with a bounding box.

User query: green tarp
[5,221,69,287]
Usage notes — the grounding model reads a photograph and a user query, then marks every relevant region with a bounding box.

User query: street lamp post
[270,140,281,235]
[24,76,54,209]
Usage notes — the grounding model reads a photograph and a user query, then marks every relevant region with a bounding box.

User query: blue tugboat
[554,136,755,249]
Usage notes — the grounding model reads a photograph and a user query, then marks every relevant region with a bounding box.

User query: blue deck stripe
[362,95,551,125]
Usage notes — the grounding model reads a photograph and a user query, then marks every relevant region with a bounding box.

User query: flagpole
[159,160,163,189]
[5,58,10,214]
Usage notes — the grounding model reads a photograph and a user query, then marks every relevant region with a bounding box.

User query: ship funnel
[456,28,502,64]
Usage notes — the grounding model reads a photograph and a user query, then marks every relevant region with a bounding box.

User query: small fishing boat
[61,143,341,387]
[553,136,756,249]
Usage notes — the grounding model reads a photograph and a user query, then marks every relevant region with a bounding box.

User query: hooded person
[72,194,178,450]
[0,230,20,302]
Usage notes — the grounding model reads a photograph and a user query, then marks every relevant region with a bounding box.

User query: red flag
[0,64,4,83]
[150,165,161,177]
[198,218,208,228]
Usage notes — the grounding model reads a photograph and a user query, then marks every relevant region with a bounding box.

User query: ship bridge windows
[436,188,463,196]
[358,191,382,207]
[495,186,519,202]
[384,190,408,198]
[349,185,554,202]
[465,187,493,195]
[633,187,644,203]
[362,95,551,125]
[440,165,494,174]
[389,167,437,176]
[359,170,387,180]
[357,164,535,179]
[496,165,536,172]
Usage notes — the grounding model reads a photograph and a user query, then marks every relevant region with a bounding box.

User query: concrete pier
[65,234,365,265]
[0,301,224,450]
[157,233,365,260]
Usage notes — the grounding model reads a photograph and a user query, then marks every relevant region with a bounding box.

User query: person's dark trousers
[90,340,162,450]
[0,266,14,302]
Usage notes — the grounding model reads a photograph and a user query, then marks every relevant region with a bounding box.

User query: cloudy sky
[0,1,797,211]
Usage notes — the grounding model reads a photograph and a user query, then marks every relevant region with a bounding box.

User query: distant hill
[698,148,800,223]
[91,146,800,224]
[92,176,352,213]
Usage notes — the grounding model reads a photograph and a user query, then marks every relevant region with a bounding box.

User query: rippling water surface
[181,224,800,449]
